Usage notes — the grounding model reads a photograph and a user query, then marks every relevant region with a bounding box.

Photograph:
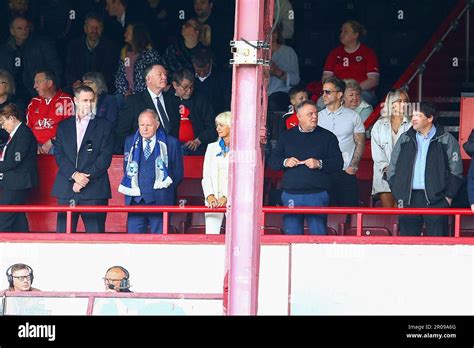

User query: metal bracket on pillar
[229,40,270,66]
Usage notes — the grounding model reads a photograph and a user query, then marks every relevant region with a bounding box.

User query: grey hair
[343,79,362,94]
[0,69,15,95]
[215,111,231,128]
[82,71,108,94]
[295,100,316,115]
[138,108,160,123]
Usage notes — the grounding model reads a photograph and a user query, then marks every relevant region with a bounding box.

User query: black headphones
[6,263,34,288]
[105,266,130,291]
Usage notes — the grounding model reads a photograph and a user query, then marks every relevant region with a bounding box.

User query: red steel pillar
[224,0,274,315]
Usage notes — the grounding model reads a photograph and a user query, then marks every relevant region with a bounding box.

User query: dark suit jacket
[123,132,183,206]
[0,123,38,190]
[103,6,146,46]
[168,90,217,152]
[65,36,119,93]
[0,35,63,101]
[193,68,232,115]
[116,89,179,151]
[52,116,114,200]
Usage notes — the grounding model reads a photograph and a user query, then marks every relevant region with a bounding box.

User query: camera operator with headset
[103,266,133,293]
[3,263,40,292]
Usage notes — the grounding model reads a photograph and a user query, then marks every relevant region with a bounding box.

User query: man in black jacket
[116,64,179,153]
[0,103,38,232]
[191,47,231,115]
[170,69,217,155]
[65,12,119,93]
[269,100,343,235]
[387,102,463,236]
[52,86,114,233]
[0,16,62,101]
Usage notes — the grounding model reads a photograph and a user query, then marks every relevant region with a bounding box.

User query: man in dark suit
[116,64,179,153]
[103,0,145,46]
[65,12,119,93]
[52,85,114,233]
[0,16,63,102]
[118,109,183,233]
[191,47,231,115]
[0,103,38,232]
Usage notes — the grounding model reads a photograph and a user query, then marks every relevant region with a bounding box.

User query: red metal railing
[1,291,223,315]
[0,205,472,237]
[262,206,473,238]
[364,0,469,129]
[0,205,225,234]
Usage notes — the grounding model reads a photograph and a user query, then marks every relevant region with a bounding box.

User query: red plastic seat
[263,226,283,235]
[177,196,206,233]
[303,226,338,235]
[344,226,391,236]
[185,225,225,234]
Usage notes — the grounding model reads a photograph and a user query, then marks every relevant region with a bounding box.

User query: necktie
[0,135,12,161]
[156,96,171,133]
[144,139,152,160]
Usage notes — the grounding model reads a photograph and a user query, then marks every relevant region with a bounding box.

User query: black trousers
[57,198,108,233]
[399,190,449,236]
[0,188,29,232]
[329,171,359,207]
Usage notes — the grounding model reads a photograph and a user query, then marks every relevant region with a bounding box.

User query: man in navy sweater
[269,100,343,235]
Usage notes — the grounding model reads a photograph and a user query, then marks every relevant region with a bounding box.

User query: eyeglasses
[0,81,7,85]
[178,83,194,91]
[103,277,122,282]
[321,89,336,95]
[13,275,31,281]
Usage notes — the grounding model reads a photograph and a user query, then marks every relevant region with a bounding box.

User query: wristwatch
[318,160,323,169]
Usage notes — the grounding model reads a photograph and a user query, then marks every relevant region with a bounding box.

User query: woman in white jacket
[202,112,231,234]
[371,89,411,207]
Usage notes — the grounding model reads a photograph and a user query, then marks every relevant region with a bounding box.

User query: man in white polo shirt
[318,77,365,210]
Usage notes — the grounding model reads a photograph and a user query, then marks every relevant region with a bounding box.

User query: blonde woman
[371,89,411,207]
[202,111,231,234]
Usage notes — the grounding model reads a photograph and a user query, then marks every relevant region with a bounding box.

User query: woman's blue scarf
[216,138,229,157]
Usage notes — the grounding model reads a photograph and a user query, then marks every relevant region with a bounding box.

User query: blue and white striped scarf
[118,128,173,196]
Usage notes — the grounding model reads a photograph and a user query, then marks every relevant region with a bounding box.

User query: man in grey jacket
[387,102,463,236]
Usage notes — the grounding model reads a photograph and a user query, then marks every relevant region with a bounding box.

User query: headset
[105,266,130,291]
[6,263,34,288]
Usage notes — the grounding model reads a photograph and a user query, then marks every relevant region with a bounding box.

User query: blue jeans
[281,191,329,235]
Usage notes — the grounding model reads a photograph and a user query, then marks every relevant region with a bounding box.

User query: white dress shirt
[76,114,91,153]
[142,134,156,154]
[147,88,169,126]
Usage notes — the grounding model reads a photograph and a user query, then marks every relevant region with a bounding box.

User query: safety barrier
[0,205,472,237]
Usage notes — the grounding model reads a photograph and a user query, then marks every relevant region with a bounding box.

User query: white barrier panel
[290,244,474,315]
[0,243,290,315]
[5,242,471,315]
